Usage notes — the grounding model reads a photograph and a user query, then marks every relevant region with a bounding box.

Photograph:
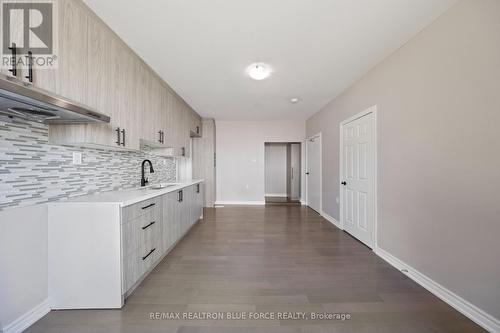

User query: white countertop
[58,180,203,207]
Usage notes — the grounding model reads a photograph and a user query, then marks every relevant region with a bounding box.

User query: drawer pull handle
[142,248,156,261]
[141,203,155,210]
[142,221,156,230]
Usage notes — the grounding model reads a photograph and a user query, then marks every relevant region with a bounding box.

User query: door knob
[306,172,310,175]
[341,181,347,186]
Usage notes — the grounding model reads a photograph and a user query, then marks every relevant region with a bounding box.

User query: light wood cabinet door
[113,41,141,150]
[174,189,183,240]
[161,87,174,147]
[192,111,202,137]
[195,183,203,220]
[183,104,192,157]
[57,0,88,105]
[136,62,152,143]
[171,97,185,156]
[161,191,177,252]
[85,15,117,147]
[23,1,56,92]
[149,77,164,145]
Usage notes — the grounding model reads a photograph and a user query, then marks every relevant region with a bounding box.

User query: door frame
[263,142,302,201]
[339,106,378,249]
[305,132,322,214]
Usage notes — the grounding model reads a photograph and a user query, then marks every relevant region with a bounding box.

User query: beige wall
[306,0,500,321]
[216,121,305,203]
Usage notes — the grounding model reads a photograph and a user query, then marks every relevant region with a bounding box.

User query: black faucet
[141,159,154,187]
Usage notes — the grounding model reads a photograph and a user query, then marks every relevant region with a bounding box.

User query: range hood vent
[0,74,110,124]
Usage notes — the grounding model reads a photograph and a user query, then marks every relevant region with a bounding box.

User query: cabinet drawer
[122,243,159,293]
[122,215,161,293]
[122,197,161,223]
[122,213,161,255]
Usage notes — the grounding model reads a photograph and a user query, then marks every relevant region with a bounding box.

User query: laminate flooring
[26,206,485,333]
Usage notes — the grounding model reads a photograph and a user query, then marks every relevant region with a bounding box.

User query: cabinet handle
[178,190,183,202]
[141,203,155,210]
[196,184,200,193]
[115,127,121,145]
[158,131,162,143]
[142,248,156,261]
[121,128,126,146]
[196,126,200,134]
[8,43,17,77]
[181,147,185,157]
[142,221,156,230]
[25,51,33,83]
[161,131,164,143]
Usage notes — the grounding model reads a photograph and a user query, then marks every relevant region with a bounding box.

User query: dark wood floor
[265,196,301,205]
[27,206,484,333]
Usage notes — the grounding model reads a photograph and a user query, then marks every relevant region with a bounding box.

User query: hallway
[27,206,483,333]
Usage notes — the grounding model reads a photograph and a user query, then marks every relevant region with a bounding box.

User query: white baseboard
[300,200,306,206]
[375,247,500,333]
[3,299,50,333]
[321,212,342,230]
[264,193,287,197]
[215,201,265,206]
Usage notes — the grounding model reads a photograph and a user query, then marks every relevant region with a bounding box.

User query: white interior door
[306,135,321,213]
[341,112,375,248]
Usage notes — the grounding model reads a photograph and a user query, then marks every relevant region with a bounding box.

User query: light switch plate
[72,152,82,165]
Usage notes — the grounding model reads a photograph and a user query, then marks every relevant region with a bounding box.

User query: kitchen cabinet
[49,5,141,150]
[48,181,203,309]
[122,196,162,292]
[160,86,174,147]
[188,108,202,138]
[193,119,216,207]
[43,0,201,152]
[195,183,204,220]
[161,190,177,253]
[55,0,89,105]
[171,97,187,156]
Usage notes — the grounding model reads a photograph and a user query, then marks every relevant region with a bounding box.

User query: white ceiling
[84,0,456,121]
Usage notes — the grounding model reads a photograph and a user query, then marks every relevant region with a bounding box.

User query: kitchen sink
[145,184,177,190]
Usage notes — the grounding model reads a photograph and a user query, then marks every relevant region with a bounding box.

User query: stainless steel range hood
[0,74,110,124]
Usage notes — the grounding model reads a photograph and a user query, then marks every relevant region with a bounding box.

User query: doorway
[305,134,322,213]
[264,142,301,204]
[340,107,377,249]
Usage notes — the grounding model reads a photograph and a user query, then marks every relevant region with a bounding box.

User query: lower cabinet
[121,196,162,292]
[121,182,204,296]
[48,182,203,309]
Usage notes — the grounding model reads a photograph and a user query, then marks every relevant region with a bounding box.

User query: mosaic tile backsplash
[0,117,176,211]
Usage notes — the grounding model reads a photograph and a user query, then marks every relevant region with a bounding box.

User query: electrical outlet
[72,152,82,165]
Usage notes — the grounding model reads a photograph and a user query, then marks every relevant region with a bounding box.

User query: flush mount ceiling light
[290,97,300,104]
[247,63,272,81]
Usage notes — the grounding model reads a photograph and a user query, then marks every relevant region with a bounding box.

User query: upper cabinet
[57,0,88,105]
[12,0,201,152]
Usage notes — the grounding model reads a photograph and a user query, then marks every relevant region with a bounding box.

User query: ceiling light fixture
[290,97,300,104]
[247,63,272,81]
